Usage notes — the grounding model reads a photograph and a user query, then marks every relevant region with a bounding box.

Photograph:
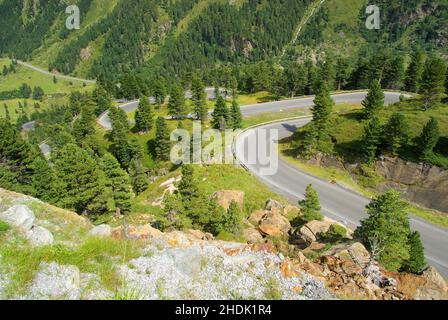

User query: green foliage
[0,119,37,195]
[92,85,112,116]
[311,82,334,140]
[154,117,171,161]
[128,158,148,195]
[382,113,409,156]
[405,51,426,93]
[222,200,243,236]
[354,190,411,272]
[417,117,440,161]
[420,57,447,110]
[100,153,133,214]
[191,75,208,122]
[31,157,62,205]
[362,81,384,119]
[299,184,323,222]
[361,115,383,164]
[229,99,243,130]
[168,83,187,119]
[322,224,347,243]
[53,144,113,215]
[134,96,154,133]
[0,220,10,233]
[211,95,229,130]
[402,231,426,274]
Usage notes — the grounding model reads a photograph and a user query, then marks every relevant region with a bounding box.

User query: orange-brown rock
[211,190,244,210]
[280,258,300,278]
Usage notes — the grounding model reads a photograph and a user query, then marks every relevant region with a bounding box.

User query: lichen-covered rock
[248,210,268,226]
[26,226,54,247]
[0,205,35,231]
[324,242,371,268]
[25,262,81,300]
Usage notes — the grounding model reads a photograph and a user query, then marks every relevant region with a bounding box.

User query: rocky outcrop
[375,157,448,213]
[259,211,291,237]
[293,218,350,246]
[26,226,54,247]
[0,205,35,231]
[304,153,448,213]
[211,190,244,210]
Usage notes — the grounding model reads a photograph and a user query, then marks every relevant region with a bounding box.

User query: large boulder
[243,227,264,244]
[0,205,35,231]
[323,242,371,268]
[26,226,54,247]
[258,211,291,237]
[294,218,349,245]
[88,224,112,237]
[211,190,244,210]
[248,210,268,226]
[265,199,284,212]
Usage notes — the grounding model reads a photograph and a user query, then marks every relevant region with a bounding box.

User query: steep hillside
[1,187,447,300]
[287,0,448,60]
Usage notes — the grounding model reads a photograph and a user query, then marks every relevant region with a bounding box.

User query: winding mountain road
[232,92,448,277]
[25,88,447,276]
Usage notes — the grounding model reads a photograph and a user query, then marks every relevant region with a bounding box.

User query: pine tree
[31,157,61,205]
[417,117,440,160]
[168,83,187,119]
[229,99,242,130]
[54,144,113,215]
[92,85,112,115]
[382,113,409,156]
[129,158,148,194]
[222,200,243,235]
[32,86,45,101]
[362,80,384,119]
[299,184,323,222]
[100,153,133,214]
[178,165,199,206]
[211,95,229,130]
[361,115,383,164]
[354,190,411,272]
[109,106,130,138]
[153,78,167,108]
[191,75,208,122]
[72,102,96,140]
[0,120,37,194]
[311,82,334,140]
[134,96,154,133]
[405,51,426,93]
[402,231,426,274]
[420,57,447,110]
[154,117,171,161]
[53,75,57,84]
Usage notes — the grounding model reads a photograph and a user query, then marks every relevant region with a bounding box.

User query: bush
[0,220,10,233]
[322,224,347,243]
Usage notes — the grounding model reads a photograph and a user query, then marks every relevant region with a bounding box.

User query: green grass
[0,59,93,94]
[235,91,277,105]
[0,237,143,297]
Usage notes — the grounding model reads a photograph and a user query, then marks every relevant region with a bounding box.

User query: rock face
[375,157,448,213]
[26,262,81,300]
[26,226,54,247]
[120,239,333,300]
[211,190,244,210]
[306,153,448,213]
[0,205,35,231]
